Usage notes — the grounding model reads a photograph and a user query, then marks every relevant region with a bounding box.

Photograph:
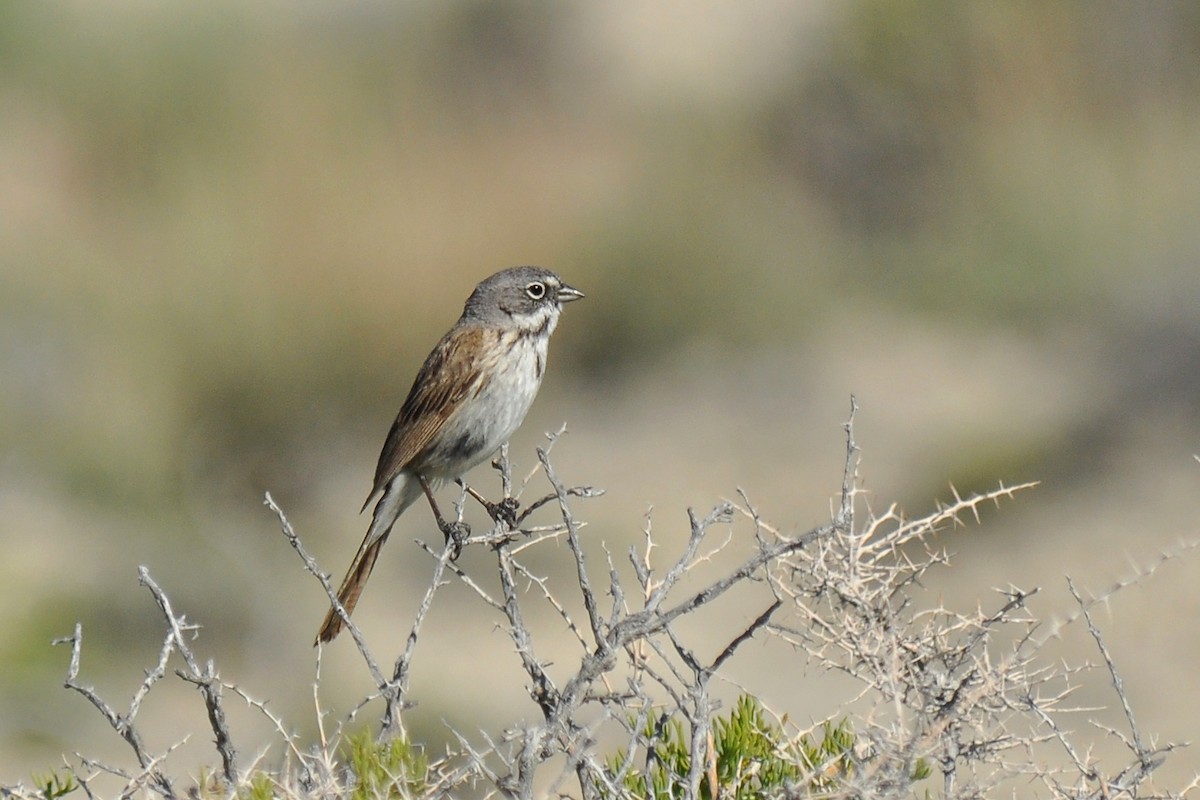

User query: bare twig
[52,624,176,799]
[264,492,387,690]
[34,409,1194,800]
[137,567,238,783]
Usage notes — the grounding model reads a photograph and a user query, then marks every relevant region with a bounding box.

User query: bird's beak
[559,283,585,303]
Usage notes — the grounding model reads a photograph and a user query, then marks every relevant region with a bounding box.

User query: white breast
[420,324,552,478]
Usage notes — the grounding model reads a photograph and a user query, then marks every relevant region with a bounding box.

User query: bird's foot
[420,475,471,560]
[486,497,520,528]
[458,481,520,528]
[440,519,471,560]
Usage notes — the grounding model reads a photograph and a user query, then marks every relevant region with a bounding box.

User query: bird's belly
[419,339,545,478]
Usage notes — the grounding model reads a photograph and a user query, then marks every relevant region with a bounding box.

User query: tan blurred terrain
[2,1,1199,791]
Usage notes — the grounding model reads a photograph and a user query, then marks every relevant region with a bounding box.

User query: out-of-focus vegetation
[3,0,1199,787]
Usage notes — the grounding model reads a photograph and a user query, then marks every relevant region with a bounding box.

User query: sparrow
[316,266,583,643]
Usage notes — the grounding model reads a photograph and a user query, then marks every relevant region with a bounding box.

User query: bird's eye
[525,282,547,300]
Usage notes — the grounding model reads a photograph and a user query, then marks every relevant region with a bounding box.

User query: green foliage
[604,695,858,799]
[603,695,929,799]
[234,772,276,800]
[30,770,76,800]
[342,729,429,800]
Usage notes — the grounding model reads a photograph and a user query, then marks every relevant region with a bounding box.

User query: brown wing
[361,326,485,511]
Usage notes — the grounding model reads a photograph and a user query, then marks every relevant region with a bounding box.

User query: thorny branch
[15,409,1195,800]
[137,568,238,784]
[52,622,176,800]
[42,566,242,800]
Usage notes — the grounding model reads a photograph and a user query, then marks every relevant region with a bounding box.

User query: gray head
[461,266,584,325]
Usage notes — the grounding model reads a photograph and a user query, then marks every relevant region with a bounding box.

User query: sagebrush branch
[13,410,1193,800]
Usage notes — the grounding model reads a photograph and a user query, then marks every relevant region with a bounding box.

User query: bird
[315,266,584,644]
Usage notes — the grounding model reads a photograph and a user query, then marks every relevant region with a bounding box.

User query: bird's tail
[315,532,385,644]
[315,475,421,645]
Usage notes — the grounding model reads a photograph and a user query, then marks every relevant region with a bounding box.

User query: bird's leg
[419,476,470,558]
[456,479,519,528]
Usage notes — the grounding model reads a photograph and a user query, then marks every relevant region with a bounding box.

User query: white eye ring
[525,282,547,300]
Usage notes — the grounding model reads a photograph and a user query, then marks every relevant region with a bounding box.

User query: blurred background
[3,0,1199,790]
